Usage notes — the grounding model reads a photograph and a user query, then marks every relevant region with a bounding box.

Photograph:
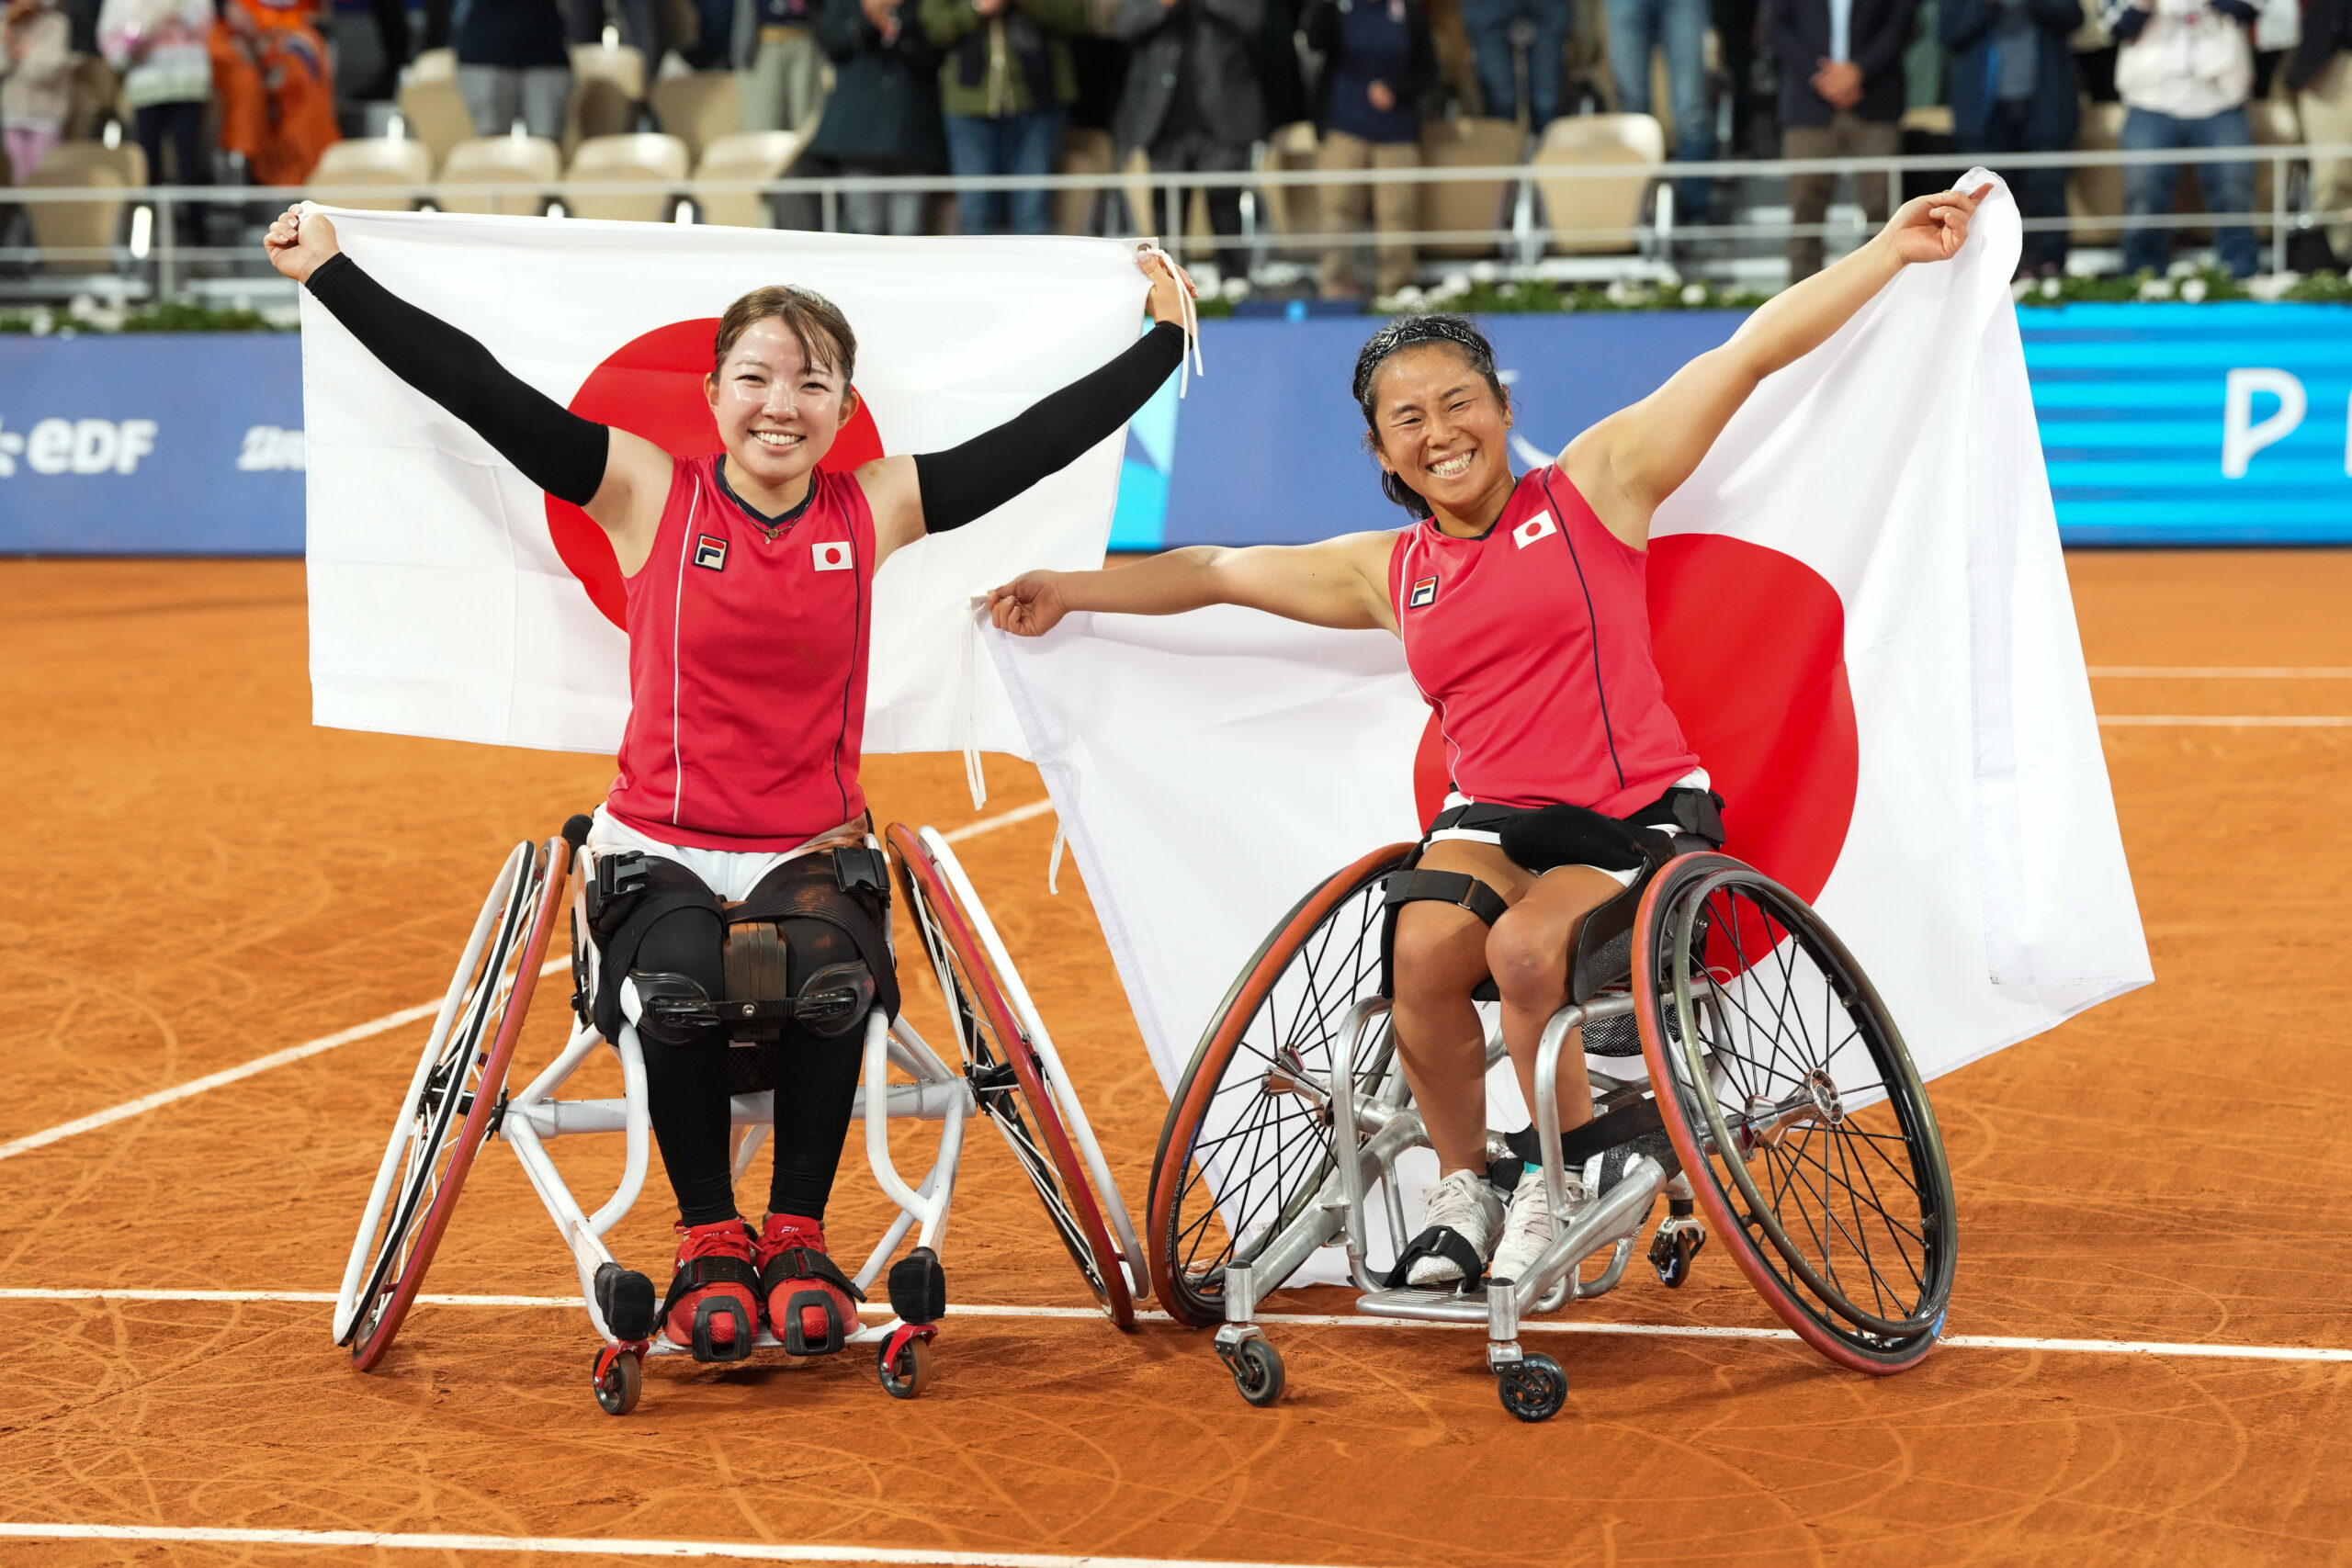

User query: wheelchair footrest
[1353,1286,1494,1325]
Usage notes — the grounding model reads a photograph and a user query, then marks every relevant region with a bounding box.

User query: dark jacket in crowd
[1941,0,2081,145]
[1770,0,1920,125]
[920,0,1090,118]
[1301,0,1436,137]
[2290,0,2352,88]
[1258,0,1309,126]
[1108,0,1269,151]
[808,0,949,168]
[457,0,574,67]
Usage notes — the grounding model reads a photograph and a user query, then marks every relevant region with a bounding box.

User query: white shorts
[586,805,853,903]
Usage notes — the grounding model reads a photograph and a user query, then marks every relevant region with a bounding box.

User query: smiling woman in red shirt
[267,205,1193,1361]
[990,185,1990,1299]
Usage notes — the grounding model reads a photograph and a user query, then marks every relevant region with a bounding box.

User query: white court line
[2087,666,2352,678]
[6,1288,2348,1364]
[0,801,1056,1165]
[2096,715,2352,727]
[0,1523,1340,1568]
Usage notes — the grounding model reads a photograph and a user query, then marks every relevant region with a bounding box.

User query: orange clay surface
[3,552,2350,1567]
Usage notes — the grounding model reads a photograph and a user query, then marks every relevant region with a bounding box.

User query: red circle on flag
[545,317,887,628]
[1410,534,1858,906]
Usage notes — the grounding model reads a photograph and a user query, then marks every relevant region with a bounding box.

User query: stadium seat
[439,134,562,215]
[311,138,436,211]
[650,72,741,164]
[2068,98,2127,247]
[1418,117,1521,257]
[26,140,145,271]
[567,42,647,152]
[64,55,123,141]
[690,130,798,228]
[409,46,457,81]
[565,131,688,221]
[398,72,477,171]
[1055,124,1115,237]
[1532,112,1662,254]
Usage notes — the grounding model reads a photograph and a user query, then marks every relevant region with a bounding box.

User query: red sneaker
[660,1218,761,1362]
[755,1213,866,1356]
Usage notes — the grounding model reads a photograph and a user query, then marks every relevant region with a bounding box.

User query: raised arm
[1561,183,1991,548]
[987,530,1403,637]
[264,206,676,571]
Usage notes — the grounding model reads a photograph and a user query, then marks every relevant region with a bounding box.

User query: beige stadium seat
[1055,123,1115,236]
[26,140,145,270]
[439,134,561,215]
[399,75,477,169]
[568,42,648,151]
[690,130,798,227]
[2068,98,2126,246]
[65,55,123,141]
[650,71,741,163]
[1419,116,1521,257]
[311,137,435,210]
[1533,112,1661,254]
[410,47,457,82]
[565,131,688,221]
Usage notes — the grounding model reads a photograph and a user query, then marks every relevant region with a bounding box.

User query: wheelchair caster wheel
[593,1345,642,1416]
[1648,1225,1705,1289]
[876,1333,933,1400]
[1497,1353,1566,1423]
[1227,1337,1284,1408]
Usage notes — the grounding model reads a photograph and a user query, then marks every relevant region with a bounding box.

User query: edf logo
[0,417,158,478]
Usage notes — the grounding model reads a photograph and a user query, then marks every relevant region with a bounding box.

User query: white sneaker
[1489,1168,1589,1289]
[1405,1168,1505,1286]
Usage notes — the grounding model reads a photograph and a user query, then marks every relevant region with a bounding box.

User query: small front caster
[1648,1201,1707,1289]
[1223,1336,1284,1407]
[877,1325,935,1399]
[592,1344,642,1416]
[1496,1352,1566,1422]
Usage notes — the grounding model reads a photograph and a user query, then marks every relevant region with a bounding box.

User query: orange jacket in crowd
[209,0,337,185]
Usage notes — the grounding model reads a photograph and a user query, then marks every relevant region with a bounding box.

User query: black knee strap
[587,852,723,1042]
[728,852,900,1026]
[1382,869,1509,927]
[1504,1096,1676,1174]
[1385,1224,1487,1291]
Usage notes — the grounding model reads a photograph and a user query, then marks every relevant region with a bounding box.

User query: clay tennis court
[4,548,2348,1566]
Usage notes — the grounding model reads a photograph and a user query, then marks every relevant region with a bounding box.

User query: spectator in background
[1943,0,2079,274]
[1607,0,1716,219]
[2289,0,2350,267]
[1460,0,1566,128]
[98,0,211,220]
[1111,0,1265,282]
[808,0,945,233]
[922,0,1085,234]
[1306,0,1434,297]
[211,0,338,184]
[1258,0,1307,124]
[3,0,72,182]
[1775,0,1917,278]
[736,0,828,133]
[2101,0,2257,276]
[453,0,572,140]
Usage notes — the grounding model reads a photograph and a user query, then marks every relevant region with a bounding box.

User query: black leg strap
[1384,1225,1487,1290]
[1505,1096,1677,1174]
[657,1253,762,1324]
[1382,869,1509,927]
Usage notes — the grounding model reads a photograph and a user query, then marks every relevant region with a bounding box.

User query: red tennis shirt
[1388,464,1700,819]
[605,455,874,851]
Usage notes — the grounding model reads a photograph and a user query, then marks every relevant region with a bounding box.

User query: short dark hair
[1351,314,1511,517]
[712,284,857,384]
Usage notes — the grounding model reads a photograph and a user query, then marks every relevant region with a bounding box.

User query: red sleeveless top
[605,456,874,851]
[1387,465,1699,819]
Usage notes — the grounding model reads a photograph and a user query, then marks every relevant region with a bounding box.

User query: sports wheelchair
[1147,843,1958,1422]
[333,815,1148,1414]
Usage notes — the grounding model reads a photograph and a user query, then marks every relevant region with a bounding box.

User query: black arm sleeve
[303,252,612,507]
[912,321,1186,535]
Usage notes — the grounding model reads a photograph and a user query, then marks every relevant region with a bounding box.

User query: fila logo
[693,534,728,571]
[1513,512,1558,549]
[811,540,852,572]
[1408,575,1439,609]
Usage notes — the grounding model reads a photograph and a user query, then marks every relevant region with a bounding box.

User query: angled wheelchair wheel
[1148,843,1413,1328]
[335,830,576,1371]
[1634,852,1958,1374]
[888,823,1136,1328]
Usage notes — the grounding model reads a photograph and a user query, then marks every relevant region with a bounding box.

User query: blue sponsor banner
[6,304,2350,553]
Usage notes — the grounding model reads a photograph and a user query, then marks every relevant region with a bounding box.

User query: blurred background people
[1943,0,2080,274]
[1305,0,1433,297]
[1460,0,1566,127]
[2101,0,2257,276]
[737,0,828,133]
[210,0,338,185]
[1608,0,1715,217]
[2,0,72,182]
[453,0,572,140]
[1776,0,1917,278]
[808,0,945,233]
[922,0,1085,234]
[2288,0,2349,267]
[1112,0,1266,281]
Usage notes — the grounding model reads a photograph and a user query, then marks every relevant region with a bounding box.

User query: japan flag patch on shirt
[811,540,852,572]
[1513,512,1558,548]
[693,534,728,571]
[1408,575,1439,609]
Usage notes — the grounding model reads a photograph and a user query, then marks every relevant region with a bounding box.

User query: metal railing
[5,141,2348,308]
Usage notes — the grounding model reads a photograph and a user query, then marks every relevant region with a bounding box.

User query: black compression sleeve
[911,320,1185,534]
[303,252,612,507]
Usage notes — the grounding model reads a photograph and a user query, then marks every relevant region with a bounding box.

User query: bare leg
[1387,841,1532,1175]
[1487,866,1629,1140]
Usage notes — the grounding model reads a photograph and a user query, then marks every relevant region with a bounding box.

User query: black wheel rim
[1661,868,1956,1345]
[1165,858,1401,1319]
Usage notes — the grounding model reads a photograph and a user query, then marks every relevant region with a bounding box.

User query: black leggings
[633,906,867,1228]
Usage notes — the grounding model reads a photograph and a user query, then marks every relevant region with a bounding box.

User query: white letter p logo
[2222,367,2305,479]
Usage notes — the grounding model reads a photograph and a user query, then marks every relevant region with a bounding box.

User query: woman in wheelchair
[266,207,1193,1361]
[990,184,1989,1300]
